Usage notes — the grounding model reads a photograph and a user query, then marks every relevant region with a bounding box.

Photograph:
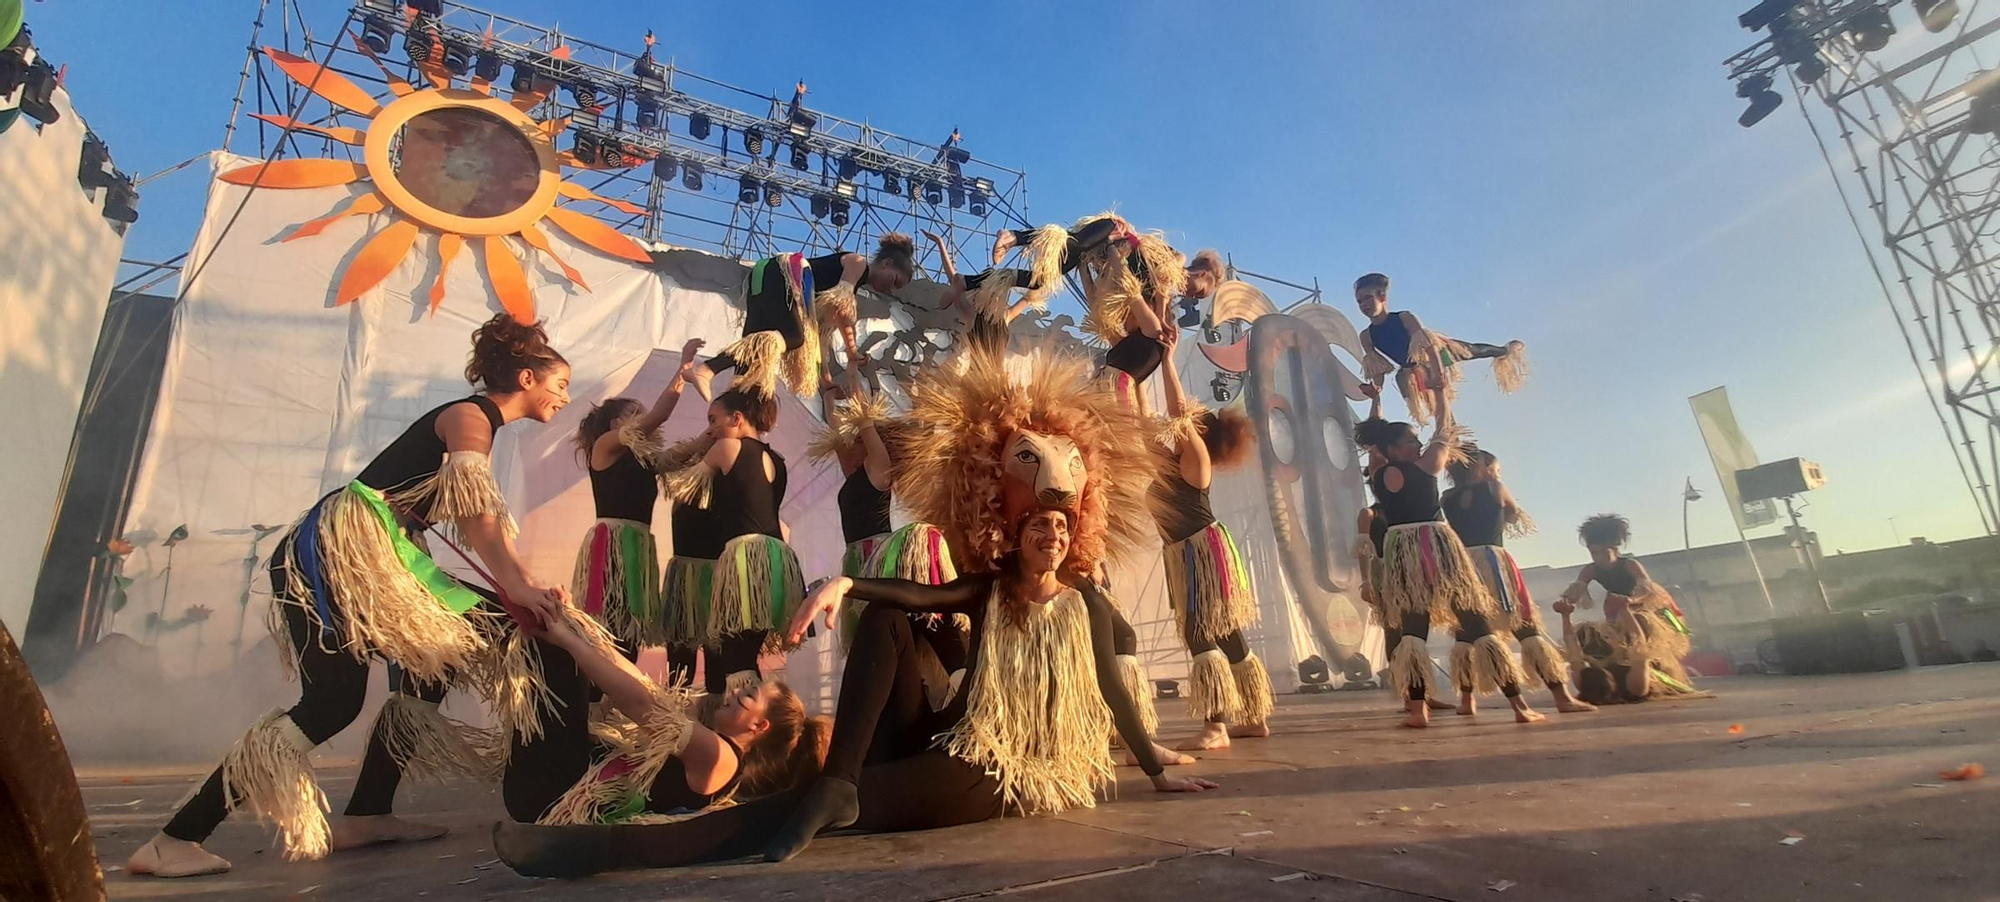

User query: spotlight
[764,183,783,207]
[404,18,436,63]
[968,187,988,217]
[1770,18,1826,83]
[880,169,901,195]
[810,195,831,219]
[17,58,59,124]
[511,62,539,95]
[102,176,140,225]
[833,180,857,200]
[408,0,443,14]
[1297,655,1331,687]
[635,96,660,128]
[1967,79,2000,135]
[1210,374,1232,403]
[737,174,760,204]
[360,15,395,54]
[790,144,810,171]
[1795,55,1827,83]
[948,182,965,209]
[1842,6,1894,52]
[922,181,943,205]
[653,155,677,183]
[944,146,972,175]
[474,51,503,82]
[1915,0,1959,33]
[830,199,851,227]
[970,176,994,195]
[743,127,765,156]
[440,40,474,76]
[1736,73,1783,127]
[79,134,116,190]
[1154,680,1180,700]
[568,81,601,111]
[683,161,704,191]
[570,132,600,166]
[688,111,711,141]
[838,154,860,180]
[1738,0,1802,31]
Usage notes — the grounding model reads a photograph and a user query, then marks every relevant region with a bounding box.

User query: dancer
[129,314,574,878]
[1354,273,1527,425]
[495,352,1212,877]
[569,339,703,649]
[1150,331,1272,750]
[501,607,828,826]
[1355,391,1544,728]
[1442,449,1594,715]
[688,234,916,403]
[1559,514,1699,702]
[1080,220,1184,414]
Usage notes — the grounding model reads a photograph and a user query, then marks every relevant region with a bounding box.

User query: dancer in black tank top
[132,315,579,879]
[1443,448,1596,717]
[1558,514,1701,704]
[567,339,705,653]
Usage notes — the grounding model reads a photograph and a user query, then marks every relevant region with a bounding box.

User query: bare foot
[1457,692,1476,717]
[1118,743,1195,767]
[1227,721,1270,739]
[1555,699,1597,713]
[1425,696,1456,711]
[1512,702,1548,725]
[328,815,449,851]
[126,835,231,878]
[690,364,714,402]
[1402,700,1430,729]
[991,228,1017,265]
[1177,723,1230,751]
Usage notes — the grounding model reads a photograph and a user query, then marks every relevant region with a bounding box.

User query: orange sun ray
[348,35,417,97]
[517,223,589,291]
[418,57,453,91]
[538,116,571,140]
[557,181,645,216]
[543,206,653,265]
[220,158,368,189]
[483,235,536,322]
[284,192,387,242]
[263,47,383,118]
[337,219,422,304]
[431,233,464,315]
[249,113,367,146]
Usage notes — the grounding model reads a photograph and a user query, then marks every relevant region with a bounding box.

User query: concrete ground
[86,665,1999,901]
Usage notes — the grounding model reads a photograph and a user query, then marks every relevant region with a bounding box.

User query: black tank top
[354,396,505,525]
[643,734,744,814]
[837,467,892,543]
[707,437,786,545]
[1151,471,1215,544]
[1366,312,1414,365]
[1369,503,1388,555]
[669,500,721,559]
[1444,482,1505,547]
[1593,559,1640,596]
[590,448,657,525]
[1369,461,1441,526]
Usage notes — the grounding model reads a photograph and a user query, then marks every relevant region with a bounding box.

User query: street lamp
[1682,479,1712,637]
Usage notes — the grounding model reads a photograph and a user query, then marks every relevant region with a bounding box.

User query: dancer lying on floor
[501,608,828,826]
[1558,514,1701,703]
[1354,272,1527,426]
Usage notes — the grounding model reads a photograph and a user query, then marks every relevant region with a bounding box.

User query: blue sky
[29,1,1992,566]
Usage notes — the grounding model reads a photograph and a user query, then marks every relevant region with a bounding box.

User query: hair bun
[876,232,915,255]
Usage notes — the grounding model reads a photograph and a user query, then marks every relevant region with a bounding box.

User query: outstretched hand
[788,577,850,645]
[1152,774,1219,793]
[677,338,706,373]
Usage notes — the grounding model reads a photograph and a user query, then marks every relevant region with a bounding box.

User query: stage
[84,665,1998,901]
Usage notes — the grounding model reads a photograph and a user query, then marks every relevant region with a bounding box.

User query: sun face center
[392,105,541,219]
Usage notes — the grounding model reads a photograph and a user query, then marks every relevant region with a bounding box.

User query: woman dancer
[1354,273,1527,425]
[1442,449,1593,715]
[1079,221,1184,414]
[1355,391,1544,728]
[501,607,828,826]
[495,352,1213,877]
[688,234,915,403]
[569,339,703,650]
[1559,515,1699,701]
[129,314,574,877]
[1151,332,1273,750]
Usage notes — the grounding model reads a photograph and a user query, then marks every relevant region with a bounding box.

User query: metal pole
[1682,479,1712,638]
[1783,496,1835,614]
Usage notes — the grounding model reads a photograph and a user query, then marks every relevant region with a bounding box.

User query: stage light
[569,80,601,111]
[743,127,765,156]
[970,176,994,195]
[634,52,661,83]
[570,132,600,165]
[474,50,503,82]
[948,183,965,209]
[360,15,395,54]
[738,174,760,204]
[944,146,972,172]
[969,194,987,217]
[1795,55,1827,83]
[922,181,943,205]
[830,199,851,227]
[688,112,711,141]
[1738,0,1801,31]
[408,0,443,14]
[1915,0,1959,33]
[79,134,116,190]
[1769,18,1826,83]
[790,144,810,171]
[1843,6,1894,52]
[838,154,860,180]
[810,195,831,219]
[1297,655,1331,686]
[683,161,704,191]
[1967,79,2000,135]
[440,39,474,75]
[764,184,783,207]
[1210,373,1232,403]
[635,96,660,128]
[1154,680,1180,700]
[880,169,901,195]
[17,58,59,124]
[653,155,677,183]
[103,176,140,225]
[404,18,436,63]
[511,62,539,95]
[1736,73,1783,127]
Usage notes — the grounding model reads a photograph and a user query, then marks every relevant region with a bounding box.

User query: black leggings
[1450,609,1520,699]
[503,637,594,823]
[1382,607,1519,701]
[1453,341,1513,362]
[707,260,807,376]
[163,545,452,842]
[699,630,768,695]
[993,217,1124,285]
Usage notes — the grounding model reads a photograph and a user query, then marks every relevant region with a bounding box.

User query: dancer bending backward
[1079,220,1189,414]
[1558,515,1700,704]
[129,315,575,878]
[1151,331,1274,750]
[689,234,915,403]
[569,339,704,652]
[495,353,1213,878]
[500,604,829,827]
[1441,448,1595,715]
[1355,390,1545,728]
[1354,273,1527,426]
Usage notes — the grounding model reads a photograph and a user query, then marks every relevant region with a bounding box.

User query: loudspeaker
[1769,611,1903,674]
[1735,457,1825,503]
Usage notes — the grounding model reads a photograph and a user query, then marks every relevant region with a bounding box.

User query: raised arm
[1158,334,1211,490]
[1077,581,1215,793]
[435,402,565,624]
[921,230,964,292]
[1416,382,1456,476]
[635,339,705,434]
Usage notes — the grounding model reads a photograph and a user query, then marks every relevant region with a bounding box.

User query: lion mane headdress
[890,349,1161,579]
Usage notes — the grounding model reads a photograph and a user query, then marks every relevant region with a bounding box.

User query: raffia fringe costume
[713,252,857,400]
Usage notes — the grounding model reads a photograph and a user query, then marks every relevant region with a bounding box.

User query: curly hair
[1200,407,1255,470]
[466,313,567,392]
[574,397,643,464]
[1579,513,1631,549]
[890,351,1161,580]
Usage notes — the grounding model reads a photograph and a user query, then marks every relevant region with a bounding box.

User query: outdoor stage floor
[86,664,1998,901]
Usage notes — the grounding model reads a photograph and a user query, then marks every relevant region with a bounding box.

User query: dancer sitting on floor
[1354,272,1527,426]
[1355,390,1545,728]
[130,314,575,878]
[1442,447,1595,716]
[1558,514,1701,703]
[1150,330,1274,750]
[501,607,829,826]
[494,352,1213,878]
[568,339,704,652]
[689,234,915,403]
